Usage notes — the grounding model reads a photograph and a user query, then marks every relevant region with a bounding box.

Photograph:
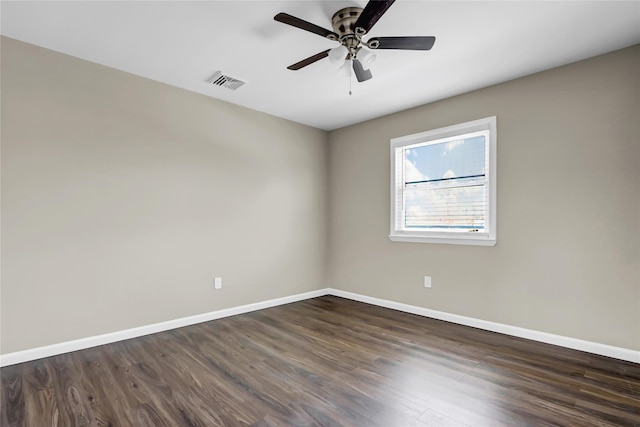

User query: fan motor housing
[331,7,362,38]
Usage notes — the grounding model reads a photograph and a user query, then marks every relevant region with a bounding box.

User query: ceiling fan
[274,0,436,83]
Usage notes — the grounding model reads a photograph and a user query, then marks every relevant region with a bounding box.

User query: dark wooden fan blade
[287,50,331,70]
[369,36,436,50]
[352,59,373,82]
[354,0,396,34]
[275,13,338,40]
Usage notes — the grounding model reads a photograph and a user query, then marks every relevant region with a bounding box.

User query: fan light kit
[274,0,436,88]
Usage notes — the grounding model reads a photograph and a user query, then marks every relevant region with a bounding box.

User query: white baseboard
[2,288,638,367]
[0,289,327,367]
[327,289,640,364]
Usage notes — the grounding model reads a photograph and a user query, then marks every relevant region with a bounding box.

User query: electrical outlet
[424,276,432,288]
[214,277,222,290]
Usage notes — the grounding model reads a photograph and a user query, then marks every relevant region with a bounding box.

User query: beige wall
[328,45,640,350]
[1,37,329,353]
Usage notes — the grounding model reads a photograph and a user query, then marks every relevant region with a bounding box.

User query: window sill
[389,234,496,246]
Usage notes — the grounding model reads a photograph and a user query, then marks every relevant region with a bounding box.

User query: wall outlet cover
[424,276,432,288]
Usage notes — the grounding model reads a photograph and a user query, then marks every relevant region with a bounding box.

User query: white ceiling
[2,1,639,130]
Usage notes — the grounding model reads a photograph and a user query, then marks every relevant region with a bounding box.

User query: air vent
[207,71,245,91]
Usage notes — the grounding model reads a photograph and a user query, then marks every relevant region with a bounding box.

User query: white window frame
[389,116,497,246]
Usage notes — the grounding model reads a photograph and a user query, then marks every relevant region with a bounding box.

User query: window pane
[403,133,487,230]
[404,135,485,183]
[404,177,486,229]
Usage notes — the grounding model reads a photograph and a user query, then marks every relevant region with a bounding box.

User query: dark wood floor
[1,296,639,426]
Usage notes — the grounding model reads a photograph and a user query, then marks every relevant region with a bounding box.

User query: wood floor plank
[2,296,639,426]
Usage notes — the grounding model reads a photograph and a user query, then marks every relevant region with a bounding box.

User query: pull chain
[349,60,352,96]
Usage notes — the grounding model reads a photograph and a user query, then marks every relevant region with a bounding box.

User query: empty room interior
[1,1,639,426]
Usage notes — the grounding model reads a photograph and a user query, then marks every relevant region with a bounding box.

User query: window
[390,117,496,246]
